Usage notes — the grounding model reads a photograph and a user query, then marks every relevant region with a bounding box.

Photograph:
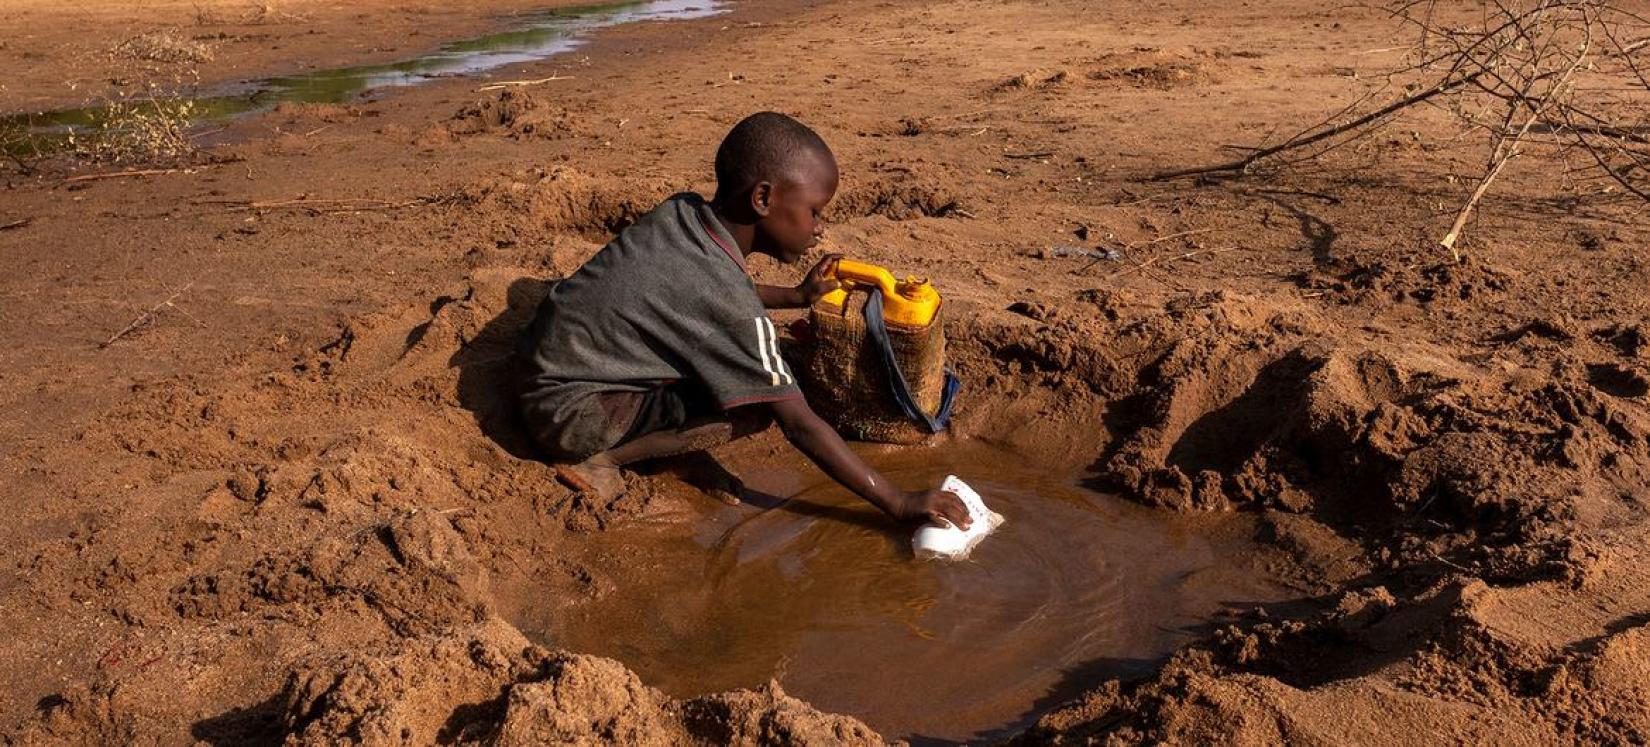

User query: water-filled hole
[505,439,1288,742]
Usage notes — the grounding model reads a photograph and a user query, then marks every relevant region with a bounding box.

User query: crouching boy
[516,112,968,529]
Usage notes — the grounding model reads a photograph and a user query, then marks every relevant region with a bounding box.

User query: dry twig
[101,283,193,349]
[62,168,186,184]
[1080,228,1221,273]
[475,75,574,92]
[1103,246,1244,280]
[1439,8,1594,259]
[1149,71,1484,181]
[194,194,449,215]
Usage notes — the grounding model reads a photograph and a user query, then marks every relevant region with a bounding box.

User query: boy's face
[754,152,839,264]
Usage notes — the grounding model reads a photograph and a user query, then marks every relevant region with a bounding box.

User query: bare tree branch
[1151,0,1648,259]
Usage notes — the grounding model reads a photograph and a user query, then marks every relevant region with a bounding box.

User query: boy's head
[713,112,838,263]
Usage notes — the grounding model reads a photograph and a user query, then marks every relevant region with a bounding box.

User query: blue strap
[863,289,960,433]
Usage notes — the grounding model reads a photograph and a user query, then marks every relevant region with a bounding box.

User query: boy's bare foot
[706,472,745,507]
[554,454,626,502]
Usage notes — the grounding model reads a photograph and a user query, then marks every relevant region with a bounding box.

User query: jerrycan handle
[828,259,900,298]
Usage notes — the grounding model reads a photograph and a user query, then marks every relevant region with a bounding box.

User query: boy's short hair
[714,112,833,196]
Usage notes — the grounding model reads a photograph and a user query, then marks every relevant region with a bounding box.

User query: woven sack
[799,288,947,444]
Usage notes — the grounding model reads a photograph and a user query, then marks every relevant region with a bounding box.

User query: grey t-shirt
[516,193,800,451]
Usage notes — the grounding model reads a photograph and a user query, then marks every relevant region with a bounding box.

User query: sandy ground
[3,0,1650,743]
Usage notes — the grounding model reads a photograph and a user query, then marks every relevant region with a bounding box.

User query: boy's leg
[558,407,772,502]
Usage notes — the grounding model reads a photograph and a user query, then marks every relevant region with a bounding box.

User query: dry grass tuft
[194,1,298,26]
[113,31,216,64]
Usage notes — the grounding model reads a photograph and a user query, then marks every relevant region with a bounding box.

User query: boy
[516,112,970,530]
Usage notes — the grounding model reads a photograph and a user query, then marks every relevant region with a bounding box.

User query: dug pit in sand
[511,440,1288,742]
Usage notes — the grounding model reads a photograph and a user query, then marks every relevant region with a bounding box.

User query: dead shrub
[113,31,215,64]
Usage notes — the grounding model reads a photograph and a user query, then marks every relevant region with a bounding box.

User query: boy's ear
[750,181,774,218]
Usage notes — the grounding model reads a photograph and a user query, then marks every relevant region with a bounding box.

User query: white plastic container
[911,475,1004,561]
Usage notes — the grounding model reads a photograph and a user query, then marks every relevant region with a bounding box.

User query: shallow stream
[0,0,725,154]
[523,440,1287,743]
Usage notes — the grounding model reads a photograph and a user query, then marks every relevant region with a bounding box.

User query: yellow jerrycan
[799,259,959,444]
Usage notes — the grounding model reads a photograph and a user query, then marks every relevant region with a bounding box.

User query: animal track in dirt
[1588,363,1650,399]
[1596,322,1648,359]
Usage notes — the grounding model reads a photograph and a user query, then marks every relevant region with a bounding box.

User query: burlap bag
[798,288,947,444]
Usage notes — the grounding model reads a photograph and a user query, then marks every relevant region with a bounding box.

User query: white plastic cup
[912,475,1004,561]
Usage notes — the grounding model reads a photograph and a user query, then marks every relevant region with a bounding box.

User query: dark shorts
[519,379,719,463]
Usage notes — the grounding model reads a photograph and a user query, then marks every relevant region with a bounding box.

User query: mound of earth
[274,619,882,746]
[447,89,586,141]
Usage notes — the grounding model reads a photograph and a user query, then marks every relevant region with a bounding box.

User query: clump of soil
[25,617,883,746]
[273,618,878,745]
[272,101,366,124]
[980,286,1650,584]
[447,89,585,140]
[173,508,492,635]
[991,68,1072,93]
[450,166,677,244]
[1295,256,1516,308]
[831,170,966,220]
[1015,578,1650,743]
[1084,48,1221,89]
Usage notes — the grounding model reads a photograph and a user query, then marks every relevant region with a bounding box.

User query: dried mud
[4,0,1650,744]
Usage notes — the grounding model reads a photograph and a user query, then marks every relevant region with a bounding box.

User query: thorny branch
[1153,0,1650,259]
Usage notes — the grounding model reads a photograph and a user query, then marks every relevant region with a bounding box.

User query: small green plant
[66,93,199,163]
[1,124,37,173]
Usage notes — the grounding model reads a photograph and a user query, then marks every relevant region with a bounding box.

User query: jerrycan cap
[898,275,939,302]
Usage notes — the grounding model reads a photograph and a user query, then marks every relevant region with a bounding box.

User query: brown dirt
[3,0,1650,743]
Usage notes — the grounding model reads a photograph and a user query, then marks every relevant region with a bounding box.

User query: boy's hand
[793,253,843,306]
[766,397,971,529]
[896,488,973,529]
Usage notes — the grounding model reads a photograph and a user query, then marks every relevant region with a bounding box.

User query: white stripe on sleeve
[763,317,793,384]
[754,317,780,386]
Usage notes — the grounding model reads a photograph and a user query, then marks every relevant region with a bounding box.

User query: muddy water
[524,440,1287,743]
[0,0,725,153]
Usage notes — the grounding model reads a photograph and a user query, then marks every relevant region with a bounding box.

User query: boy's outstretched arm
[761,397,972,528]
[756,254,842,309]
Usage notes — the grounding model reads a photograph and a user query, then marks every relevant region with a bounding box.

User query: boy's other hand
[898,488,972,530]
[794,253,843,306]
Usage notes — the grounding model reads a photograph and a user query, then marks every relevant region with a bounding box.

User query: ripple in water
[537,440,1285,743]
